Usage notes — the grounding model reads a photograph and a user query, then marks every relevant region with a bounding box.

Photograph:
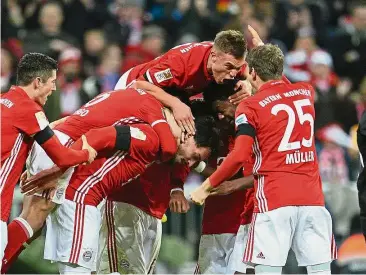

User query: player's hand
[229,80,252,105]
[169,190,190,213]
[210,181,234,196]
[21,166,62,195]
[19,170,28,187]
[49,116,68,129]
[81,135,97,164]
[171,99,195,135]
[190,180,212,205]
[248,25,264,48]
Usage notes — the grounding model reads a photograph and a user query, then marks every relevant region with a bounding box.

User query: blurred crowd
[2,0,366,273]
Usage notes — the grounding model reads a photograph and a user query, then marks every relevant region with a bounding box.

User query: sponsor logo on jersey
[35,111,49,130]
[154,68,173,83]
[235,114,248,127]
[130,127,146,141]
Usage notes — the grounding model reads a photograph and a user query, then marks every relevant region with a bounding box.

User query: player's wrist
[170,187,184,196]
[202,179,213,192]
[194,161,206,173]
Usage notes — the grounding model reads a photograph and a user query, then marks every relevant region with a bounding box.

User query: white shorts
[115,68,133,90]
[229,224,254,273]
[97,201,162,274]
[0,220,7,270]
[244,206,337,266]
[26,130,74,204]
[196,233,236,274]
[44,199,101,270]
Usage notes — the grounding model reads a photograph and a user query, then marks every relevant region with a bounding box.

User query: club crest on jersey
[130,127,146,141]
[235,114,248,127]
[35,111,49,130]
[154,68,173,83]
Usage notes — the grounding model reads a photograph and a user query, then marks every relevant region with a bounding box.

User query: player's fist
[81,135,97,164]
[171,99,196,136]
[229,80,252,105]
[248,25,264,48]
[169,190,190,213]
[190,180,212,205]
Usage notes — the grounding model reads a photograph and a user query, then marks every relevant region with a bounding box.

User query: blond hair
[213,30,247,59]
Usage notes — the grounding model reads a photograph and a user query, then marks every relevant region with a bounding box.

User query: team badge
[130,127,146,141]
[235,114,248,126]
[35,111,49,130]
[82,250,93,262]
[154,68,173,83]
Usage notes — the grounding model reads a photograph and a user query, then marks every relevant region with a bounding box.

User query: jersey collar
[257,79,285,93]
[203,46,214,81]
[10,85,29,98]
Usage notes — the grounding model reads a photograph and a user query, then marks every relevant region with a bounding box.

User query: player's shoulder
[130,124,160,151]
[3,87,42,114]
[168,41,213,58]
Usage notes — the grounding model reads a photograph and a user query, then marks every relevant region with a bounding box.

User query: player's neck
[162,108,181,145]
[18,85,36,101]
[206,54,213,74]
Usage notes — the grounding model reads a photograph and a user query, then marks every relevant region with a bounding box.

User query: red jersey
[65,124,160,206]
[109,162,190,219]
[0,86,50,221]
[126,42,215,96]
[56,88,166,141]
[235,80,324,213]
[202,136,246,235]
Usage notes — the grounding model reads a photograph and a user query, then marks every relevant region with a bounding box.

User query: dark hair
[17,53,58,86]
[214,30,247,59]
[194,115,220,155]
[202,80,238,113]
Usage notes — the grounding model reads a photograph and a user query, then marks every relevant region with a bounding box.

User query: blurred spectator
[355,76,366,119]
[246,15,287,53]
[82,29,106,77]
[22,1,78,60]
[104,0,145,47]
[121,25,165,73]
[329,1,366,90]
[0,47,16,93]
[272,0,329,50]
[58,47,83,117]
[223,0,253,32]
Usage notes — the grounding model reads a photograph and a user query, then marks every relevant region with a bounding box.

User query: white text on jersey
[0,98,14,108]
[285,150,315,165]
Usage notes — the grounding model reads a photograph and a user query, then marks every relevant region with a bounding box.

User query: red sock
[1,218,33,273]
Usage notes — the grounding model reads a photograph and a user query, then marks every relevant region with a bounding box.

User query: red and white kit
[26,88,175,204]
[234,80,337,266]
[196,136,247,274]
[44,124,160,271]
[97,162,190,274]
[115,42,215,94]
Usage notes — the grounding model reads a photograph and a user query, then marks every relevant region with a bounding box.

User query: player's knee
[306,262,331,274]
[254,264,282,274]
[58,262,92,274]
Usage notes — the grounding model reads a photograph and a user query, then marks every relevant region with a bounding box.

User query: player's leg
[292,206,336,274]
[144,216,162,274]
[197,234,227,274]
[98,201,147,274]
[44,199,101,273]
[244,207,296,274]
[229,224,254,274]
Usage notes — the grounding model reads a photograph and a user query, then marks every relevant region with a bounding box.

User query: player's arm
[140,98,178,162]
[169,163,190,213]
[132,55,195,135]
[209,175,254,196]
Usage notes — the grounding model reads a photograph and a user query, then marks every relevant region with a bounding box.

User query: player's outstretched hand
[248,25,264,48]
[171,100,196,136]
[81,135,97,164]
[20,166,62,195]
[170,190,190,213]
[190,180,212,205]
[229,80,252,105]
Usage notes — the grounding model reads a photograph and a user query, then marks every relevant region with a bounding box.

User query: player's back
[127,42,214,94]
[236,80,324,212]
[56,88,162,141]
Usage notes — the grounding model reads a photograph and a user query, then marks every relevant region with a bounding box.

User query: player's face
[35,70,57,106]
[174,136,211,167]
[211,51,245,84]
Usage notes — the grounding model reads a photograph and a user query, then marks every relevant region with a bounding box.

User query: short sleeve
[234,101,257,131]
[143,55,185,88]
[15,103,49,136]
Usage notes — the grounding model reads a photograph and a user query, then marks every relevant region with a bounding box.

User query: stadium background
[1,0,366,273]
